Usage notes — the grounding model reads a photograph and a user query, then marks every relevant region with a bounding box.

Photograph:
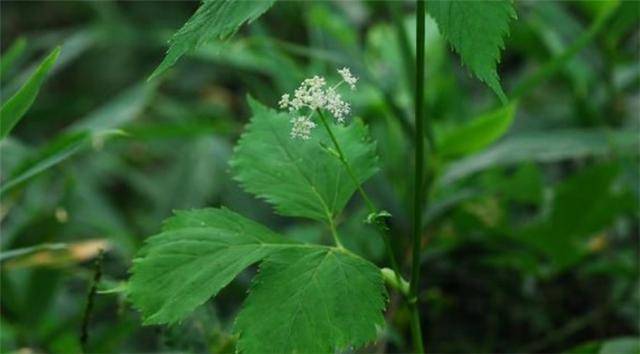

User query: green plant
[126,0,521,352]
[2,0,637,353]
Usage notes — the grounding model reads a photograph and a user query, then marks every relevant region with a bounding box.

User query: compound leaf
[128,207,388,354]
[231,97,378,222]
[427,0,516,102]
[128,208,294,325]
[235,247,386,354]
[150,0,276,80]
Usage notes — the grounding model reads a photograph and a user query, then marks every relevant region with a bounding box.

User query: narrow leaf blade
[0,37,27,77]
[438,102,517,158]
[0,130,126,197]
[0,131,89,195]
[0,46,60,139]
[440,129,640,185]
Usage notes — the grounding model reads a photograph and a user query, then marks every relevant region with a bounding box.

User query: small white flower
[290,116,316,140]
[325,87,350,123]
[338,67,358,90]
[279,67,358,139]
[278,93,290,109]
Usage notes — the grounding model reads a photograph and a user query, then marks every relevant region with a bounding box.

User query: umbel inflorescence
[278,67,358,140]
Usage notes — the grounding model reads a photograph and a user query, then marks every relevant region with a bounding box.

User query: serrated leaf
[235,247,386,354]
[128,208,295,324]
[128,207,388,349]
[149,0,276,80]
[438,102,517,158]
[0,46,60,139]
[231,98,379,222]
[427,0,516,102]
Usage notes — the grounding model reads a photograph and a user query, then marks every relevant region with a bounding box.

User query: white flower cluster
[279,67,358,140]
[289,116,316,140]
[338,67,358,90]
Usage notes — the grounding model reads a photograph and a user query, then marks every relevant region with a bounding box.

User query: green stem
[409,1,427,353]
[316,109,404,286]
[81,249,104,352]
[381,267,410,296]
[327,217,344,249]
[409,303,423,353]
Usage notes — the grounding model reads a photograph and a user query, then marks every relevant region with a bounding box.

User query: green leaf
[0,46,60,139]
[427,0,516,102]
[480,163,543,205]
[231,98,379,222]
[128,207,388,352]
[149,0,276,80]
[423,188,479,226]
[128,208,294,324]
[512,1,619,99]
[565,337,640,354]
[438,102,517,158]
[68,82,157,133]
[550,162,631,238]
[0,130,123,196]
[440,129,640,185]
[598,338,640,354]
[235,247,386,354]
[1,132,89,196]
[528,2,594,98]
[0,137,30,176]
[0,37,27,77]
[519,162,634,270]
[1,81,155,197]
[0,243,67,262]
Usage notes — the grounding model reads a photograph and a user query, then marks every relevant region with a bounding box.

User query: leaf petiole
[315,109,404,291]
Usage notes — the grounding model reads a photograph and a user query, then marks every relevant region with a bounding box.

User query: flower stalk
[315,110,404,285]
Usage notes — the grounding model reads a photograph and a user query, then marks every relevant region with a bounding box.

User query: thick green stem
[409,0,427,353]
[316,110,404,286]
[382,267,410,296]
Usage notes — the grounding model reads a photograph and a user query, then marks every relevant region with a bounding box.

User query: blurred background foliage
[0,0,638,353]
